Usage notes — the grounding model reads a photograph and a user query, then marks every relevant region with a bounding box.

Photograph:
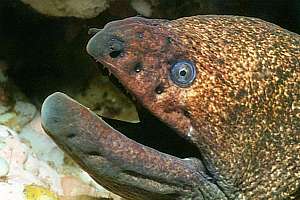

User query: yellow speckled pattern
[168,16,300,199]
[24,185,59,200]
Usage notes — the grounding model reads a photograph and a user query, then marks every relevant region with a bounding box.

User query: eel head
[42,16,300,199]
[41,17,226,200]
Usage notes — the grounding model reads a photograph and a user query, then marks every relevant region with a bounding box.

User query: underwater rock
[20,0,112,18]
[0,59,125,200]
[61,176,122,199]
[14,101,37,129]
[24,185,59,200]
[0,156,9,177]
[131,0,153,17]
[0,61,37,131]
[74,74,138,122]
[0,101,37,132]
[19,115,65,168]
[0,69,123,199]
[0,120,122,199]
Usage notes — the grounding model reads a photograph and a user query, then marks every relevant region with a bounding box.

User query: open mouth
[40,19,223,198]
[98,63,204,161]
[40,61,220,200]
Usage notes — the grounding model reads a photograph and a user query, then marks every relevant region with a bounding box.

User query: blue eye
[170,61,196,87]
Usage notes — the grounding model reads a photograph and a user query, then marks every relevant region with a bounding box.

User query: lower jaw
[41,92,224,199]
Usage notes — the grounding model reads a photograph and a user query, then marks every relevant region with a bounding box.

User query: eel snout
[41,92,223,199]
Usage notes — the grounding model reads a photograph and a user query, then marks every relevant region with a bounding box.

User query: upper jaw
[41,92,226,199]
[84,17,229,198]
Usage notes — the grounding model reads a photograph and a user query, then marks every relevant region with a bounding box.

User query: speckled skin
[86,15,300,199]
[170,16,300,199]
[43,15,300,200]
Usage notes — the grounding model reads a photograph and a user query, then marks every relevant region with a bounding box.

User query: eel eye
[170,60,196,87]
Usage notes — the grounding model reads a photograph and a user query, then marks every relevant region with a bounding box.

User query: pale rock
[23,154,63,195]
[0,183,24,200]
[0,131,29,167]
[61,176,98,197]
[0,140,6,150]
[0,104,10,115]
[0,112,17,125]
[0,125,63,196]
[19,114,65,168]
[61,175,122,199]
[131,0,153,17]
[20,0,113,19]
[0,106,121,199]
[0,156,9,177]
[14,101,37,128]
[0,125,10,138]
[0,101,37,131]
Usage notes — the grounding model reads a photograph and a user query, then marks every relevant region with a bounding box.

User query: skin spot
[166,37,173,44]
[136,32,144,39]
[183,109,191,118]
[155,84,164,94]
[216,58,225,65]
[134,62,143,73]
[235,89,248,100]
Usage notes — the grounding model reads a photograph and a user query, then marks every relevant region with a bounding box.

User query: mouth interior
[98,64,203,160]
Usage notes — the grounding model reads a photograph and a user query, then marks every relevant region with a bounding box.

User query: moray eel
[41,16,300,199]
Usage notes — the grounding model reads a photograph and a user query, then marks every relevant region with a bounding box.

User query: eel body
[42,16,300,199]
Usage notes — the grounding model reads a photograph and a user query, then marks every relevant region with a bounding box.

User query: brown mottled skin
[41,16,300,199]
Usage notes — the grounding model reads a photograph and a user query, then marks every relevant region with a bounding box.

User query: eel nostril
[109,50,122,58]
[87,151,103,157]
[66,133,76,139]
[109,38,124,58]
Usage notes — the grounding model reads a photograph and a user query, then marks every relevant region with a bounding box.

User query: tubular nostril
[108,38,124,58]
[88,28,102,36]
[86,31,125,59]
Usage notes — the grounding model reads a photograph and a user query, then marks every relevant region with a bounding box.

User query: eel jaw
[41,92,226,199]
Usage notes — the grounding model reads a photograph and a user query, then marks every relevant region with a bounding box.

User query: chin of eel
[41,15,300,200]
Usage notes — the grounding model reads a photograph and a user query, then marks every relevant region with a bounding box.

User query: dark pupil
[179,69,187,76]
[170,60,196,87]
